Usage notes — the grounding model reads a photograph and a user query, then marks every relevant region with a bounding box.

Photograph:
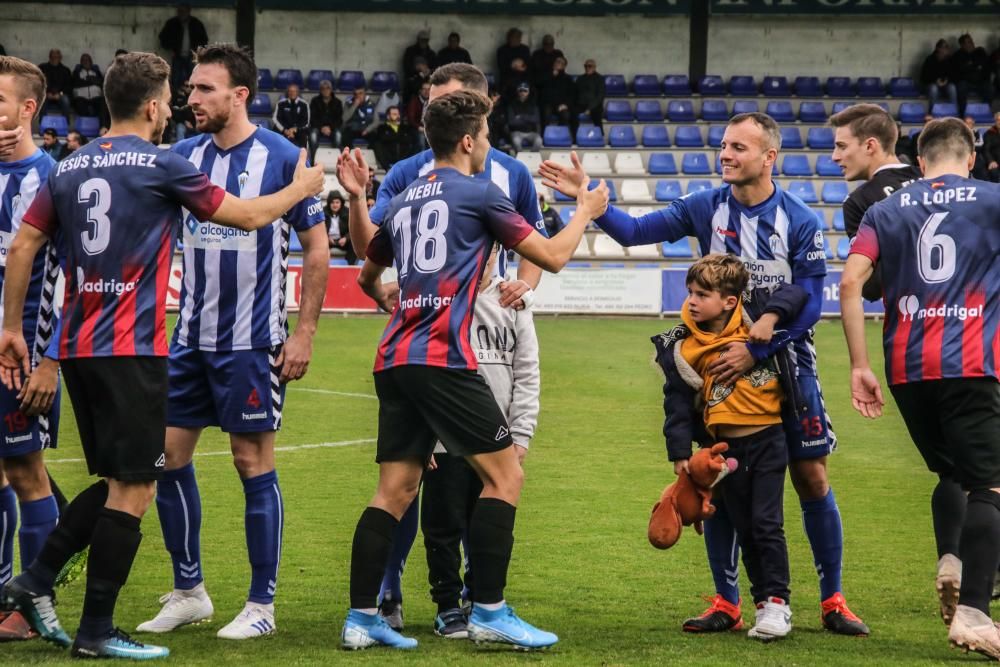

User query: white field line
[287,387,377,399]
[45,438,375,465]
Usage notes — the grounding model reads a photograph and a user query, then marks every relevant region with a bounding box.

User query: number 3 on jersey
[78,177,111,256]
[391,200,449,277]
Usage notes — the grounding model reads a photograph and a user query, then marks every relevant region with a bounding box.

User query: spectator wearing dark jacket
[982,111,1000,183]
[403,30,436,79]
[503,57,532,100]
[325,191,356,264]
[507,83,542,151]
[951,33,992,116]
[273,84,309,147]
[70,53,106,119]
[920,39,958,112]
[39,49,72,119]
[170,80,196,142]
[576,59,605,131]
[539,56,576,133]
[373,107,417,170]
[159,3,208,89]
[342,86,377,149]
[488,89,514,154]
[539,195,563,237]
[309,80,343,160]
[497,28,531,91]
[41,129,69,161]
[531,34,564,87]
[406,82,430,150]
[404,57,431,105]
[437,32,472,67]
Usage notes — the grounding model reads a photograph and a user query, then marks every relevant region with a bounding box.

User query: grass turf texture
[4,315,963,665]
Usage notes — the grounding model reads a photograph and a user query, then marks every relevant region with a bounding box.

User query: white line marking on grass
[287,387,377,399]
[44,438,376,465]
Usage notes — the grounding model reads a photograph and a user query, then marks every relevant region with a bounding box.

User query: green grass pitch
[3,315,971,665]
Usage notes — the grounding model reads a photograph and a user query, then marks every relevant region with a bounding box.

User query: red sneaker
[0,610,39,641]
[682,595,744,633]
[821,593,869,636]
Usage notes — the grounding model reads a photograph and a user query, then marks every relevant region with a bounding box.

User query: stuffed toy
[648,443,737,549]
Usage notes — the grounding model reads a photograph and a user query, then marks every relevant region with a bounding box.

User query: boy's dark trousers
[421,452,483,611]
[716,424,791,604]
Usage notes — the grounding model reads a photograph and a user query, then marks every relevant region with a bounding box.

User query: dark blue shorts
[0,378,60,459]
[782,374,836,461]
[167,342,285,433]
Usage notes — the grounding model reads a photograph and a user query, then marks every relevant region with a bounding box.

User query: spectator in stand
[374,87,402,121]
[992,46,1000,99]
[70,53,104,118]
[40,128,68,160]
[405,81,430,150]
[503,57,532,99]
[575,58,605,131]
[497,28,530,92]
[403,29,436,80]
[65,130,87,155]
[437,32,472,67]
[906,114,935,165]
[951,33,992,116]
[965,115,990,180]
[38,48,72,119]
[159,2,208,89]
[325,191,355,263]
[366,166,381,201]
[309,79,343,161]
[539,55,576,133]
[488,88,514,155]
[404,57,431,105]
[170,79,196,142]
[539,194,563,237]
[983,111,1000,183]
[372,106,417,170]
[531,34,564,87]
[507,82,543,151]
[921,39,958,112]
[274,82,310,147]
[893,122,915,165]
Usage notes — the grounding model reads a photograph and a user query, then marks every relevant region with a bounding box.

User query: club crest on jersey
[238,170,250,193]
[769,233,781,253]
[185,213,198,235]
[9,193,20,216]
[246,388,262,409]
[813,230,824,249]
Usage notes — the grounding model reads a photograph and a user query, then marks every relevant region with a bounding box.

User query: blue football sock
[0,485,16,585]
[703,499,741,605]
[18,495,59,570]
[380,498,418,604]
[244,470,283,604]
[801,489,843,601]
[156,463,204,590]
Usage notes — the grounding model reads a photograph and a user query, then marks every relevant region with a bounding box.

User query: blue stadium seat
[257,68,273,90]
[931,102,959,118]
[252,118,272,130]
[655,180,683,201]
[249,93,272,115]
[700,99,729,121]
[306,69,334,91]
[898,102,926,123]
[698,75,725,95]
[604,75,627,96]
[75,116,100,138]
[807,127,835,149]
[662,74,691,96]
[337,70,366,92]
[833,209,846,231]
[289,230,303,252]
[559,207,575,227]
[788,181,818,203]
[762,76,791,96]
[837,237,851,260]
[813,210,828,232]
[590,178,617,201]
[275,69,303,89]
[674,126,704,148]
[815,155,842,177]
[648,153,678,175]
[662,238,693,258]
[794,76,822,97]
[642,125,671,147]
[729,75,757,96]
[687,179,713,195]
[782,155,812,176]
[681,153,711,175]
[889,77,919,97]
[608,125,637,147]
[553,188,574,202]
[780,126,803,149]
[831,101,852,115]
[635,100,663,121]
[765,101,795,122]
[966,102,993,123]
[707,125,725,148]
[667,100,696,122]
[576,126,604,147]
[798,101,827,123]
[856,77,884,97]
[732,100,759,116]
[826,76,854,97]
[605,100,633,121]
[824,236,834,260]
[633,74,660,96]
[822,181,849,203]
[543,125,572,147]
[370,71,400,92]
[39,115,68,136]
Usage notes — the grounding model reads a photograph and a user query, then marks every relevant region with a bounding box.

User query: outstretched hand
[578,178,610,219]
[539,150,586,200]
[336,148,370,199]
[0,330,30,392]
[850,367,885,419]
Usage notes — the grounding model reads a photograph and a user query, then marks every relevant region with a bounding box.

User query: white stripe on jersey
[709,200,729,254]
[268,209,284,343]
[196,154,232,349]
[177,141,210,347]
[490,160,510,199]
[738,212,759,261]
[0,167,43,329]
[418,160,434,177]
[233,140,268,348]
[771,207,790,263]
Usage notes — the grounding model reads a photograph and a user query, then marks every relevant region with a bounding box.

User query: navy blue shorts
[0,379,60,459]
[167,342,285,433]
[782,374,836,461]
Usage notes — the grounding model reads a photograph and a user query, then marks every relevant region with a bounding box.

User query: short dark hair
[686,253,749,298]
[423,90,490,159]
[386,105,399,114]
[104,51,170,122]
[42,128,57,137]
[917,117,975,164]
[829,103,898,153]
[194,42,257,98]
[429,63,488,95]
[728,111,782,150]
[0,56,46,113]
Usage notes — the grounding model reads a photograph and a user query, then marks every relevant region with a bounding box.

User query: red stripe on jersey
[374,308,406,372]
[113,264,142,356]
[890,316,912,385]
[425,277,458,367]
[457,261,483,370]
[153,231,173,355]
[921,300,944,380]
[59,285,76,359]
[394,309,414,366]
[962,288,986,377]
[76,284,104,358]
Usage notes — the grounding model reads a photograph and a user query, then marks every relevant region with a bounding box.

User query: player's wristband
[519,288,535,310]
